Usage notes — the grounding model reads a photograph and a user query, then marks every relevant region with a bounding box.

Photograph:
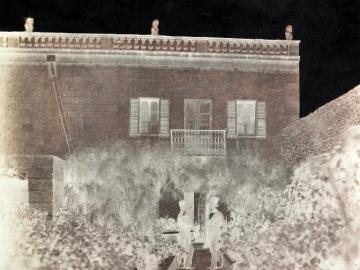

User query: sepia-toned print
[0,2,360,270]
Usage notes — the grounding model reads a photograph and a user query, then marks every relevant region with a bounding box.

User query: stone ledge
[0,31,300,56]
[7,155,64,179]
[0,49,300,73]
[15,166,54,179]
[7,155,54,168]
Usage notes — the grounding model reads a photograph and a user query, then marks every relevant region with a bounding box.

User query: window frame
[227,99,266,139]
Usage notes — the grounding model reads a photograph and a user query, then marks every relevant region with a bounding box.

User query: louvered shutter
[256,101,266,138]
[129,98,139,137]
[227,101,237,138]
[159,99,170,137]
[139,99,150,134]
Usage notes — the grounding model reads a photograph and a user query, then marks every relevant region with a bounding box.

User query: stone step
[161,249,235,270]
[191,248,211,270]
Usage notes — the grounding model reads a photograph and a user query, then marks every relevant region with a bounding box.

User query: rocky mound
[281,85,360,164]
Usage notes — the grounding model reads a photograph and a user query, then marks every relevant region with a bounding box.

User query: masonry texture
[0,32,300,160]
[6,155,64,216]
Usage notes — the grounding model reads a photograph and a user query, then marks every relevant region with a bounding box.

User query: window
[139,98,160,134]
[184,99,212,130]
[236,100,256,136]
[129,97,169,137]
[227,100,266,138]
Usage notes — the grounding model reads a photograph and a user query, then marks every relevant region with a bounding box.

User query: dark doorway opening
[158,181,183,220]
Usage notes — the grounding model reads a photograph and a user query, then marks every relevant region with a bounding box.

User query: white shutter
[129,98,139,137]
[139,99,149,134]
[159,99,169,137]
[256,101,266,138]
[227,101,237,138]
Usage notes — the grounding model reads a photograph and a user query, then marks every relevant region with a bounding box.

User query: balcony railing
[171,129,226,156]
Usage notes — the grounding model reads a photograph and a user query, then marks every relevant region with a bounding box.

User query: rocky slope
[281,85,360,164]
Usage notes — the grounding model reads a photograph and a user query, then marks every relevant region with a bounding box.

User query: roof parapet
[0,32,300,56]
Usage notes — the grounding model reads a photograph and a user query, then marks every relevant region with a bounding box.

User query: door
[194,192,206,243]
[184,99,212,130]
[184,99,212,154]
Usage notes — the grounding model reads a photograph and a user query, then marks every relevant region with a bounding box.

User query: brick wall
[0,57,299,160]
[6,155,64,216]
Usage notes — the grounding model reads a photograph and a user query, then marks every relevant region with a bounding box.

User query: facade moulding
[0,50,299,73]
[0,31,300,56]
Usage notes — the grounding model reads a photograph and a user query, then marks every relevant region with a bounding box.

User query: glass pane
[186,102,196,115]
[199,124,210,130]
[151,101,159,112]
[200,114,210,122]
[185,101,197,129]
[149,101,159,133]
[199,102,211,113]
[186,119,196,129]
[200,114,210,130]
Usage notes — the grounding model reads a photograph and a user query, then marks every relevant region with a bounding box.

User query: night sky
[0,0,359,117]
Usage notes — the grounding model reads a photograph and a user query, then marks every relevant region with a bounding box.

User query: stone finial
[285,25,293,40]
[151,19,159,36]
[24,17,34,32]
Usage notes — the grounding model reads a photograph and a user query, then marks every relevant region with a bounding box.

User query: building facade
[0,32,300,160]
[0,31,300,269]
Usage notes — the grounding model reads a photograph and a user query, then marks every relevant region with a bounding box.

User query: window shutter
[159,99,170,137]
[256,101,266,138]
[227,101,237,138]
[139,99,149,134]
[129,98,139,137]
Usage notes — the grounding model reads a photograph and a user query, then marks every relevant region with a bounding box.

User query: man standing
[205,196,226,269]
[177,200,194,268]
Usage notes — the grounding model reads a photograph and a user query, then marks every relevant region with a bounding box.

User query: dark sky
[1,0,359,117]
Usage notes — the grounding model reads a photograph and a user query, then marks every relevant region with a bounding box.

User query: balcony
[170,129,226,156]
